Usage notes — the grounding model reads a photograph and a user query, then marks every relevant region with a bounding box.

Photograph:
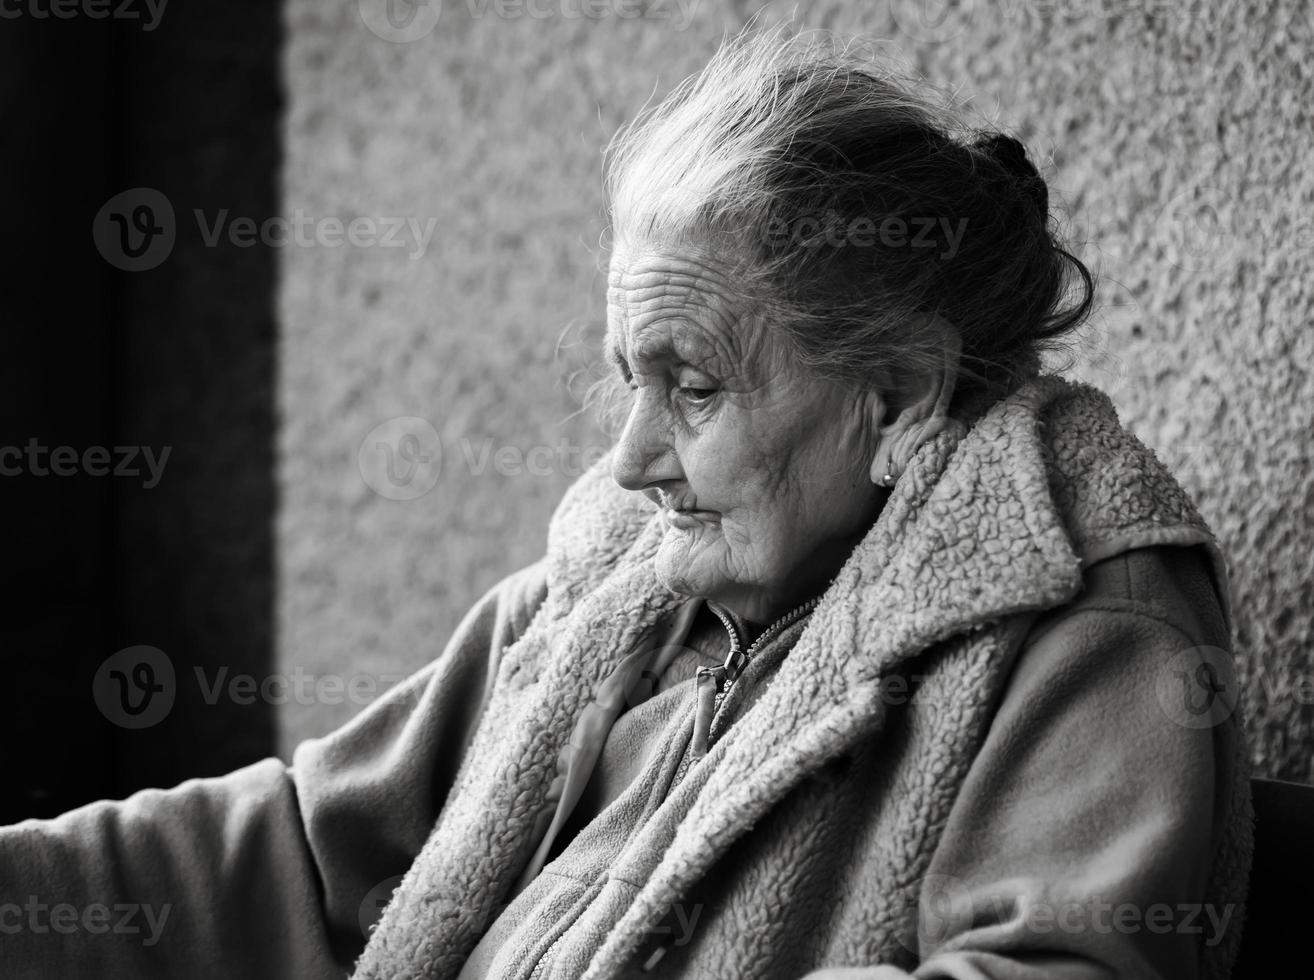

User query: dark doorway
[1,0,283,823]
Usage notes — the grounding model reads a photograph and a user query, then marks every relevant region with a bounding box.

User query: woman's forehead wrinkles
[605,249,759,373]
[608,278,739,328]
[607,249,742,308]
[605,280,725,356]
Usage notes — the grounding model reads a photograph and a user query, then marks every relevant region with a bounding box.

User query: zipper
[526,874,609,980]
[528,931,565,980]
[683,596,820,770]
[529,599,821,978]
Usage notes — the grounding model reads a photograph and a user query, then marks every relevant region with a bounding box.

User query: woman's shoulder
[1028,543,1230,654]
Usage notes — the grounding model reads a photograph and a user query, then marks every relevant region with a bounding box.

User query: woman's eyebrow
[609,339,684,376]
[608,324,722,382]
[637,328,721,367]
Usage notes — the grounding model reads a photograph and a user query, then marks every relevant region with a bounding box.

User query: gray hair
[599,25,1094,419]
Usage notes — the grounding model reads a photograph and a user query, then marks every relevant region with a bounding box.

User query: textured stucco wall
[279,0,1314,779]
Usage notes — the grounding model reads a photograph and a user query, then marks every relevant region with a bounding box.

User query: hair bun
[976,134,1048,217]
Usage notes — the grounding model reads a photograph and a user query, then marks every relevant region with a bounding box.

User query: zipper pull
[721,648,749,684]
[689,664,726,763]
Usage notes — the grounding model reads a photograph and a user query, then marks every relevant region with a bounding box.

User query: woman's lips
[664,508,717,529]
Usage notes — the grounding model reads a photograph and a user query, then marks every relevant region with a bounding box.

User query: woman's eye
[677,386,718,403]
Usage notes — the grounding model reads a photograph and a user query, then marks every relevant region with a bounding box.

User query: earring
[881,462,897,487]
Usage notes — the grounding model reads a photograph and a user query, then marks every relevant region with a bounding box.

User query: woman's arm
[0,559,548,980]
[807,544,1248,979]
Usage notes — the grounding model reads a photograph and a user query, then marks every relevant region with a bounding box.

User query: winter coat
[0,376,1252,979]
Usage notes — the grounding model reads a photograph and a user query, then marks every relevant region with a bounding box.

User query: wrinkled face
[607,245,887,625]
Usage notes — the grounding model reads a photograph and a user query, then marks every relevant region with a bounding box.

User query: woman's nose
[611,396,675,491]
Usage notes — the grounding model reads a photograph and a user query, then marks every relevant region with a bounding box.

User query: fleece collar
[547,373,1225,667]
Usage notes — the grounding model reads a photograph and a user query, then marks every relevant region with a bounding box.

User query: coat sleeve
[0,558,549,980]
[804,544,1249,980]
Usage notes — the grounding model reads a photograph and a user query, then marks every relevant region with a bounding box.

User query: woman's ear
[869,317,961,484]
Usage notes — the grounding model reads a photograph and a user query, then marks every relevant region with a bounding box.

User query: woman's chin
[654,543,721,602]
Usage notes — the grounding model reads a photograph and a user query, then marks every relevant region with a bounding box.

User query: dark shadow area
[1232,777,1314,977]
[0,0,282,823]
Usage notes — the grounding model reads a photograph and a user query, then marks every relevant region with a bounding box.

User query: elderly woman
[1,28,1250,980]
